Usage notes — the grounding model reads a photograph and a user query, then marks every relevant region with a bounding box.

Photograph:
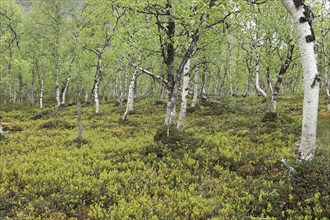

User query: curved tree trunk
[255,47,267,98]
[123,68,138,122]
[61,33,78,105]
[272,41,294,111]
[61,56,75,105]
[281,0,320,161]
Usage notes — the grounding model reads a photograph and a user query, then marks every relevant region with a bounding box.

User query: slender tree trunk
[191,59,200,107]
[200,62,208,97]
[62,33,78,105]
[39,75,44,109]
[281,0,320,161]
[266,68,273,96]
[55,32,61,107]
[93,57,102,114]
[255,47,267,97]
[272,41,294,111]
[61,56,76,105]
[177,58,191,130]
[243,56,253,97]
[123,68,138,122]
[164,31,176,125]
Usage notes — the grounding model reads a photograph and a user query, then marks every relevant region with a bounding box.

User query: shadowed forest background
[0,0,329,219]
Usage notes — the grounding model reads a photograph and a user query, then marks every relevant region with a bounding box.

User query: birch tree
[122,67,138,122]
[281,0,320,161]
[82,1,124,113]
[177,58,191,130]
[0,0,21,103]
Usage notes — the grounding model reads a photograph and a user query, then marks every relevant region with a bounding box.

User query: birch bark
[281,0,320,160]
[255,47,267,97]
[123,68,138,121]
[93,57,102,113]
[61,33,78,105]
[272,41,294,111]
[39,75,44,109]
[177,58,191,130]
[54,18,61,107]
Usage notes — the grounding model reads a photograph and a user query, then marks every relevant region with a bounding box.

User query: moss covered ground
[0,95,329,219]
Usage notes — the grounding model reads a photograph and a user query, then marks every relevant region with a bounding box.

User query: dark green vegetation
[0,96,329,219]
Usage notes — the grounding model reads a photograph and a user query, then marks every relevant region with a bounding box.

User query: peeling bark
[281,0,320,161]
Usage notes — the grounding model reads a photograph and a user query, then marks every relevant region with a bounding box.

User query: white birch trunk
[94,58,102,114]
[94,81,99,114]
[123,68,138,121]
[177,58,191,130]
[281,0,320,161]
[191,60,199,107]
[40,76,44,109]
[255,47,267,97]
[55,35,61,107]
[272,41,295,111]
[164,85,178,126]
[61,56,75,105]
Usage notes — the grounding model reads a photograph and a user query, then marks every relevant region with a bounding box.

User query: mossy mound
[39,120,75,130]
[0,122,22,133]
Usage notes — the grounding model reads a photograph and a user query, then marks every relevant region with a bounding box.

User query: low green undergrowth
[0,96,329,219]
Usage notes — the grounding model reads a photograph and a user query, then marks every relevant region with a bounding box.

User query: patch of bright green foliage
[0,96,329,219]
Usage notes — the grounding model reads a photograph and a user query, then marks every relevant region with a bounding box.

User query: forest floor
[0,95,329,219]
